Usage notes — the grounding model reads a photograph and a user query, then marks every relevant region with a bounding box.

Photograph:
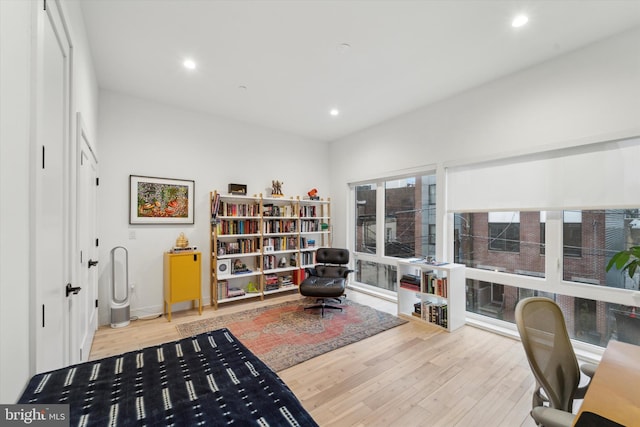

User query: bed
[19,328,318,426]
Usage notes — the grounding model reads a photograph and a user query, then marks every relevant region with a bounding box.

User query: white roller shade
[447,137,640,212]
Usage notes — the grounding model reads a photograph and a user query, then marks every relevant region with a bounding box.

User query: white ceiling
[79,0,640,142]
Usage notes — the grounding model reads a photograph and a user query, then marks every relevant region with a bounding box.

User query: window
[465,279,640,346]
[449,137,640,348]
[454,211,543,277]
[565,209,640,287]
[355,184,376,254]
[488,212,520,253]
[540,211,583,257]
[352,173,436,293]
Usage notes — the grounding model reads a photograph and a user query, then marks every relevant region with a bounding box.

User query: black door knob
[88,259,99,268]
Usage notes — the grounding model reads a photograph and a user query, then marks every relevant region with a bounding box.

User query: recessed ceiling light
[238,85,247,90]
[329,108,340,116]
[183,59,196,70]
[512,15,529,28]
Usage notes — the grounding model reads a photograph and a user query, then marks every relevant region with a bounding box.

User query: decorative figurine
[176,232,189,248]
[307,188,319,200]
[271,180,284,197]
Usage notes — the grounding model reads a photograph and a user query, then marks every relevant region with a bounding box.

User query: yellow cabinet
[164,251,202,321]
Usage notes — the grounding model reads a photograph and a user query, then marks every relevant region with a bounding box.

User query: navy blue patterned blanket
[19,328,318,426]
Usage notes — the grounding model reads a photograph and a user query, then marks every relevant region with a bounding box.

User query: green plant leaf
[628,262,638,278]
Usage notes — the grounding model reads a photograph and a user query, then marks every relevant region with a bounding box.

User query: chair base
[304,297,343,317]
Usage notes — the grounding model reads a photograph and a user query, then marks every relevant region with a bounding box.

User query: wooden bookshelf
[209,191,330,309]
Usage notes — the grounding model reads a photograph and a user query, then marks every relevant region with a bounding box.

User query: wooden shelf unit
[209,191,330,309]
[397,260,465,332]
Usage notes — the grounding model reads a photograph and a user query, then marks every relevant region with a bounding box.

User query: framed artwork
[129,175,195,224]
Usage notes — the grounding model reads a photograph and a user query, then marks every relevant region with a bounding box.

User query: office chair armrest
[575,362,599,399]
[580,362,598,379]
[531,406,575,427]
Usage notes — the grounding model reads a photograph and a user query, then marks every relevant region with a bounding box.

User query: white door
[73,116,98,363]
[34,0,72,372]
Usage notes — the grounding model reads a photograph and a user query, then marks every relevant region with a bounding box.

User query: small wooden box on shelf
[163,251,202,321]
[397,259,465,332]
[209,191,331,310]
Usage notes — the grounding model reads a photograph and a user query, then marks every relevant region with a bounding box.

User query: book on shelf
[211,193,221,220]
[227,287,246,298]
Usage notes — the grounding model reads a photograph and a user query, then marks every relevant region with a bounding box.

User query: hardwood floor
[90,291,538,427]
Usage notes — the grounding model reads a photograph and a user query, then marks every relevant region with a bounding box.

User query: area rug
[176,298,407,372]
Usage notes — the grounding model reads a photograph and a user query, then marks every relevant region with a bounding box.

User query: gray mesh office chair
[515,297,598,427]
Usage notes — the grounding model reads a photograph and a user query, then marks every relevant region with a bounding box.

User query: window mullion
[545,210,563,284]
[377,181,385,259]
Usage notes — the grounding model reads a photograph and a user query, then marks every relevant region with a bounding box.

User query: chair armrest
[531,407,575,427]
[580,362,598,379]
[341,269,355,279]
[575,362,599,399]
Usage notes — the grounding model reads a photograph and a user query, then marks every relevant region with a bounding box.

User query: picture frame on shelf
[129,175,194,224]
[228,183,247,196]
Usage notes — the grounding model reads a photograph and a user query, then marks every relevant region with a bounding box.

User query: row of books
[300,219,321,232]
[263,236,298,251]
[216,219,260,235]
[423,272,448,297]
[300,251,315,266]
[263,219,297,234]
[217,238,257,255]
[299,205,318,218]
[217,201,260,217]
[263,204,295,218]
[413,301,448,328]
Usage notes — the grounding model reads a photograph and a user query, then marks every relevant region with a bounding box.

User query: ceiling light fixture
[330,108,340,117]
[183,59,196,70]
[511,14,529,28]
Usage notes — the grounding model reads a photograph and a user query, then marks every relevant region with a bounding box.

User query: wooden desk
[573,340,640,427]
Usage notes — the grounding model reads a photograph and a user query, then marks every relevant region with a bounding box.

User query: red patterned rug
[176,298,407,371]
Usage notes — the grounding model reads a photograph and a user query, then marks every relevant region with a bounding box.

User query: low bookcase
[397,260,465,332]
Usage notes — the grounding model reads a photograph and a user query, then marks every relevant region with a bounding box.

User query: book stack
[399,274,420,291]
[265,274,279,291]
[227,287,245,298]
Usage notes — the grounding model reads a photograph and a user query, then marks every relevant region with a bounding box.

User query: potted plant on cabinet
[606,246,640,344]
[606,246,640,278]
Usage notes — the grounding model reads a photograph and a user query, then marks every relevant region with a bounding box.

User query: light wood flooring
[90,291,538,427]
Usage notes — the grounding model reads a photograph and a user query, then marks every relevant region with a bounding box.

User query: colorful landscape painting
[130,176,194,224]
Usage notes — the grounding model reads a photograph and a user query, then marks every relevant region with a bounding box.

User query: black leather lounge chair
[299,248,352,317]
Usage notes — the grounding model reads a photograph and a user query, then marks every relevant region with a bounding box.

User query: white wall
[97,91,329,325]
[328,28,640,251]
[0,0,33,404]
[0,0,98,403]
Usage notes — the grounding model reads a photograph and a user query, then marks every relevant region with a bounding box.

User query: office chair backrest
[314,248,350,278]
[515,297,581,412]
